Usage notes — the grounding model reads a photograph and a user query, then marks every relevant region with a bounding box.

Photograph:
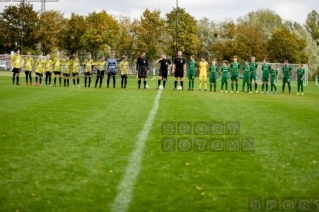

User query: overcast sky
[1,0,318,24]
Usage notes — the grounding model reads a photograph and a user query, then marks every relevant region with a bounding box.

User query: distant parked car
[0,60,11,71]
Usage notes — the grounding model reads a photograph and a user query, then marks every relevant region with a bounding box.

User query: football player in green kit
[209,60,218,92]
[242,60,250,93]
[249,56,258,93]
[230,55,240,93]
[270,64,278,94]
[261,58,271,94]
[220,60,229,93]
[188,55,197,91]
[296,63,305,95]
[282,60,292,94]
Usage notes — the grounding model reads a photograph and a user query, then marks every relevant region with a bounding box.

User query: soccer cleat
[53,84,56,87]
[39,84,42,86]
[225,91,228,93]
[73,85,76,88]
[255,91,258,93]
[289,92,291,95]
[173,88,176,90]
[266,91,269,94]
[236,91,239,93]
[220,90,223,93]
[204,89,206,92]
[199,89,201,91]
[297,93,300,95]
[270,92,273,94]
[282,92,284,94]
[249,91,252,94]
[49,84,52,86]
[275,90,278,94]
[301,93,304,95]
[77,85,80,88]
[241,91,244,93]
[231,91,234,93]
[26,83,28,86]
[261,91,264,94]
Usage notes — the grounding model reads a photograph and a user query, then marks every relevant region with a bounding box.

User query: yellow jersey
[199,61,209,76]
[45,59,53,72]
[36,60,46,73]
[24,57,34,71]
[119,61,129,75]
[53,57,63,71]
[95,60,106,71]
[12,55,22,69]
[71,59,80,73]
[63,60,71,74]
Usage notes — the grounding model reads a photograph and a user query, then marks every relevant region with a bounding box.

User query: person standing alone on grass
[107,53,118,88]
[270,64,278,94]
[297,63,305,95]
[172,50,186,90]
[44,54,53,86]
[282,60,292,94]
[11,49,22,85]
[24,52,34,86]
[83,53,94,87]
[187,55,197,91]
[52,51,63,87]
[242,60,250,93]
[230,56,240,93]
[35,55,45,86]
[198,56,209,91]
[136,52,149,89]
[208,60,218,92]
[261,58,271,94]
[156,53,171,89]
[119,55,130,89]
[249,56,258,93]
[220,60,230,93]
[95,56,106,88]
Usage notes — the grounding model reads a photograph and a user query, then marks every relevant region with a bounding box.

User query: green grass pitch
[0,73,319,212]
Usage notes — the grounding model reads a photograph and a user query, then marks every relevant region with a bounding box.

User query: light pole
[175,0,178,55]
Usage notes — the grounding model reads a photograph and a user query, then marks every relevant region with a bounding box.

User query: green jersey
[53,57,63,71]
[297,68,305,79]
[209,66,218,78]
[262,64,271,77]
[221,66,230,77]
[249,62,258,76]
[24,57,34,71]
[243,65,250,76]
[188,61,197,75]
[230,62,240,75]
[84,59,94,72]
[270,69,278,80]
[282,65,292,78]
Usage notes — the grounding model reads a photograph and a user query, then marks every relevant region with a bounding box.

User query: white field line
[110,90,162,212]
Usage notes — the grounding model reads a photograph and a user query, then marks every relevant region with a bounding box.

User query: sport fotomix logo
[161,121,255,152]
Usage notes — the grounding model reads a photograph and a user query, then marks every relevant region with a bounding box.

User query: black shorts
[138,66,147,78]
[63,73,70,77]
[54,71,61,75]
[159,69,168,78]
[72,73,79,77]
[12,68,20,73]
[84,72,92,76]
[97,70,105,77]
[174,70,184,78]
[45,71,51,75]
[36,72,43,77]
[121,74,127,78]
[108,71,117,76]
[25,71,32,75]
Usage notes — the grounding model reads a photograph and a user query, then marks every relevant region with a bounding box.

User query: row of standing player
[10,49,130,88]
[153,51,306,95]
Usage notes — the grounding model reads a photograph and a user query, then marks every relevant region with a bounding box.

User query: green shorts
[250,75,257,81]
[243,75,250,83]
[188,73,195,80]
[221,76,228,83]
[297,79,303,85]
[262,76,269,82]
[209,77,217,83]
[231,75,238,81]
[283,76,290,83]
[270,78,276,85]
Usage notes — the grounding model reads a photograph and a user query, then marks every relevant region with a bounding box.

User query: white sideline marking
[150,77,155,80]
[110,90,162,212]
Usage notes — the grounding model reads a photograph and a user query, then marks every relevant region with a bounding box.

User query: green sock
[266,84,268,92]
[214,83,216,91]
[236,83,238,91]
[210,84,212,91]
[189,81,191,89]
[262,84,264,91]
[231,83,234,91]
[192,80,194,89]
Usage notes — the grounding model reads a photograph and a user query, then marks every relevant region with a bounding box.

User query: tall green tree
[165,7,200,58]
[60,13,86,54]
[305,10,319,45]
[81,10,119,54]
[135,9,164,61]
[1,2,39,54]
[38,10,67,54]
[266,28,308,63]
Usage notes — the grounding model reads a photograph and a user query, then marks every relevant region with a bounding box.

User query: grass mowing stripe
[110,89,162,212]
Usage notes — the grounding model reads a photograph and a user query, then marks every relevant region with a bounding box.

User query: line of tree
[1,3,319,78]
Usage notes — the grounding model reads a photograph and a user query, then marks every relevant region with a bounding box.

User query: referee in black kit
[155,53,171,89]
[136,52,149,89]
[172,50,186,90]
